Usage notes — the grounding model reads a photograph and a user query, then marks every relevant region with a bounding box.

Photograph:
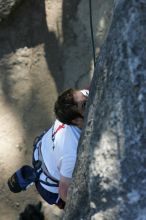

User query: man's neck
[71,117,83,129]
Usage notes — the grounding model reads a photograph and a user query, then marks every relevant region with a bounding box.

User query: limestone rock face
[64,0,146,219]
[0,0,22,20]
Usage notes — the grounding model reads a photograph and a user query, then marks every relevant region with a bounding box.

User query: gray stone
[0,0,114,219]
[64,0,146,219]
[0,0,22,20]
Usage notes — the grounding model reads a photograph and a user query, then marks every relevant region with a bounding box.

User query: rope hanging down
[89,0,96,68]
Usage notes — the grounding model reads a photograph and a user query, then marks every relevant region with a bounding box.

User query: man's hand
[59,175,71,202]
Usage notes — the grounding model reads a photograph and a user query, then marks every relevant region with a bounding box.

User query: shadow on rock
[19,202,44,220]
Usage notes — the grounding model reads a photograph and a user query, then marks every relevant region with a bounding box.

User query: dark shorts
[35,181,59,205]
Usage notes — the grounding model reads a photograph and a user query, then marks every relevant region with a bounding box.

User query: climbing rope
[89,0,96,69]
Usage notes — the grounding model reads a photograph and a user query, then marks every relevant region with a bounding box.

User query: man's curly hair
[54,88,82,125]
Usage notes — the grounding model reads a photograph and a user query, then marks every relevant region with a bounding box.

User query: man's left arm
[59,175,71,202]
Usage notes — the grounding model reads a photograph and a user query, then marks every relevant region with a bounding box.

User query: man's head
[54,88,89,127]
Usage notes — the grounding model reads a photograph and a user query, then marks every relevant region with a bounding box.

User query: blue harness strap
[35,141,59,187]
[32,124,64,188]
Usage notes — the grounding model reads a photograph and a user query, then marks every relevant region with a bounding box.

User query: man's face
[73,90,89,116]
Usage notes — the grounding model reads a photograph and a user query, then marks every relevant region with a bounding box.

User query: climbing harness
[51,123,65,150]
[32,123,65,187]
[8,123,65,193]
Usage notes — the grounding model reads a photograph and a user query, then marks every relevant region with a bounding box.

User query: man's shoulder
[55,119,81,137]
[55,119,77,130]
[64,125,81,143]
[67,124,81,132]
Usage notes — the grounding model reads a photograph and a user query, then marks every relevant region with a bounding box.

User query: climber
[33,88,89,209]
[8,88,89,209]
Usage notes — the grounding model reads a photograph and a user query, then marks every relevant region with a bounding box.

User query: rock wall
[64,0,146,219]
[0,0,22,20]
[0,0,114,219]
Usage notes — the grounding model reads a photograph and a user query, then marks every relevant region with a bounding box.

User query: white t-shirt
[34,119,81,193]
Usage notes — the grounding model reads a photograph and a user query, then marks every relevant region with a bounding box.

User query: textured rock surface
[64,0,146,219]
[0,0,22,20]
[0,0,114,219]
